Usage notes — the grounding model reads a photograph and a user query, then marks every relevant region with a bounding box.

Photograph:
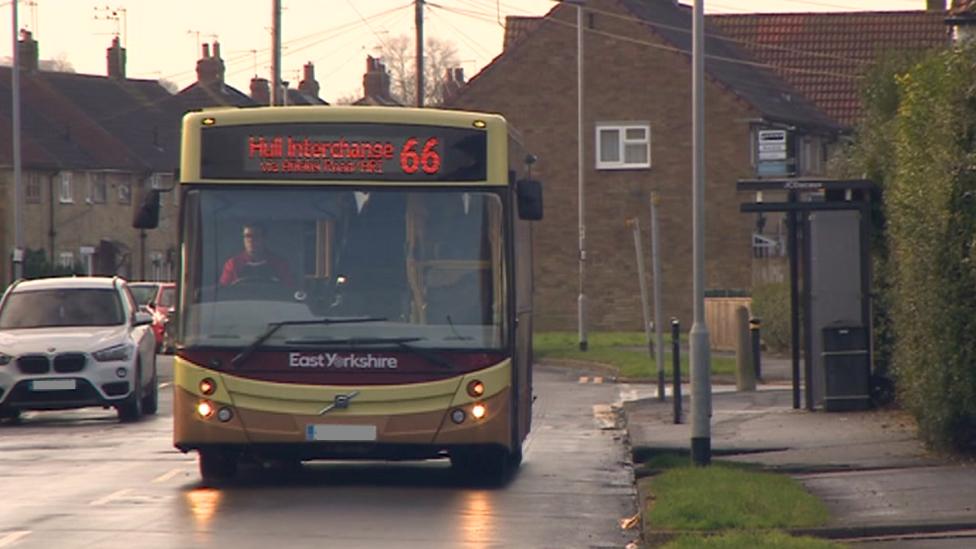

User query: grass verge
[638,453,838,548]
[534,331,737,379]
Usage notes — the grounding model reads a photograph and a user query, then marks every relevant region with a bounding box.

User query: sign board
[757,130,788,161]
[200,123,488,182]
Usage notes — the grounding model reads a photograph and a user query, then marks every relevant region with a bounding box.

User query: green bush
[749,282,792,354]
[841,44,976,451]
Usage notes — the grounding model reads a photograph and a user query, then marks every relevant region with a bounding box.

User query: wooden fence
[705,297,752,351]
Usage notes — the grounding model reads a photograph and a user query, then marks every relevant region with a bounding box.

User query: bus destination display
[200,123,488,182]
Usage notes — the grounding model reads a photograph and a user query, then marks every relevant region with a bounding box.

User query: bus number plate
[306,424,377,442]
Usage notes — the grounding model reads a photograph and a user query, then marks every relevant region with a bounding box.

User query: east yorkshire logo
[289,352,398,369]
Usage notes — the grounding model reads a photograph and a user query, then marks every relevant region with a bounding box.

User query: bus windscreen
[200,123,488,182]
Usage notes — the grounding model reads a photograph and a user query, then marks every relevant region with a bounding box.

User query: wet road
[0,359,637,548]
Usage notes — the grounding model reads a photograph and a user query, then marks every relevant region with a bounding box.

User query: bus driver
[219,222,296,288]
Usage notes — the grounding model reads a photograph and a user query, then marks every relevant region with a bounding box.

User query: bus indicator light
[471,404,486,420]
[199,378,216,395]
[466,380,485,398]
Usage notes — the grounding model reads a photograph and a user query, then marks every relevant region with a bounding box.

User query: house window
[89,173,107,204]
[118,181,131,204]
[59,172,74,203]
[151,172,173,190]
[25,173,41,204]
[596,123,651,170]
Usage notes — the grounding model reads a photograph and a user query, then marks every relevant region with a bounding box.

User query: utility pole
[271,0,282,106]
[690,0,712,466]
[415,0,425,107]
[12,1,24,281]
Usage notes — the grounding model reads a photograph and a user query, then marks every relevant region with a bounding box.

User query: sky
[1,0,935,101]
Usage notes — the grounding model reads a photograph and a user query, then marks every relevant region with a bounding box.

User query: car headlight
[93,343,133,362]
[0,352,11,366]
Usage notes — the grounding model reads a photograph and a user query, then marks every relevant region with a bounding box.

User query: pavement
[617,356,976,547]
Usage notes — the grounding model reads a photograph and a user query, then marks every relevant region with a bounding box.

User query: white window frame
[25,173,42,204]
[59,172,74,203]
[595,123,651,170]
[89,172,108,204]
[118,181,131,204]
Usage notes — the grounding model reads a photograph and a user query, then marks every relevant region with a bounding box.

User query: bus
[138,106,542,484]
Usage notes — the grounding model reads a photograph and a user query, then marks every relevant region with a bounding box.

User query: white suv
[0,276,158,423]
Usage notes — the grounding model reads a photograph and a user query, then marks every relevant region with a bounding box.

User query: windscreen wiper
[283,336,453,370]
[230,316,386,369]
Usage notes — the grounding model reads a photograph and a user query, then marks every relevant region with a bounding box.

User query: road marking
[0,532,30,547]
[90,488,132,506]
[152,468,185,483]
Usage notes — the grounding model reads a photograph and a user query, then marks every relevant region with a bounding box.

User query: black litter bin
[822,325,871,411]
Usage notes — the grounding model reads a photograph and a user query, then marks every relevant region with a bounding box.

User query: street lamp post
[690,0,712,466]
[12,1,24,281]
[570,0,588,351]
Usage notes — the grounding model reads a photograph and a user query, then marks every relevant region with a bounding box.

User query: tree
[157,79,179,94]
[39,53,74,72]
[375,35,460,106]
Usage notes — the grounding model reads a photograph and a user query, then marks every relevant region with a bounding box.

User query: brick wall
[451,0,755,331]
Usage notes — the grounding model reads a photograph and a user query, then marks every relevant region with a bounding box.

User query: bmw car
[0,276,158,423]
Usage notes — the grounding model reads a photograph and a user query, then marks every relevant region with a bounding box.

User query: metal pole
[651,193,665,400]
[788,192,801,409]
[271,0,281,106]
[629,218,654,381]
[576,2,588,351]
[672,318,682,424]
[690,0,711,466]
[415,0,425,107]
[12,1,23,281]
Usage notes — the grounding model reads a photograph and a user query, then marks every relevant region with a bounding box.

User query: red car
[129,282,176,353]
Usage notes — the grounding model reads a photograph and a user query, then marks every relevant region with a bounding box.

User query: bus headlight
[196,400,215,418]
[471,403,486,420]
[216,407,234,423]
[451,409,466,424]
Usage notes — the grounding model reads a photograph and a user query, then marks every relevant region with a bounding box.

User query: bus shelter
[737,178,879,411]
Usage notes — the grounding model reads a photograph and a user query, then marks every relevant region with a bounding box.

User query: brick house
[709,4,952,128]
[447,0,839,330]
[0,35,325,288]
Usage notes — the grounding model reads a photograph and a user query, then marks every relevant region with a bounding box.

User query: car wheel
[117,363,144,422]
[0,408,21,424]
[142,367,159,415]
[199,449,239,484]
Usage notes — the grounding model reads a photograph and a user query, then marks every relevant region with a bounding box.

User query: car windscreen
[129,284,159,307]
[0,288,126,328]
[157,286,176,309]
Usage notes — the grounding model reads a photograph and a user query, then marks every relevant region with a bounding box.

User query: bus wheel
[199,449,239,483]
[451,446,512,487]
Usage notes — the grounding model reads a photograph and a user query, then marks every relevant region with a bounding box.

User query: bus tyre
[451,446,512,487]
[117,364,143,423]
[199,449,239,483]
